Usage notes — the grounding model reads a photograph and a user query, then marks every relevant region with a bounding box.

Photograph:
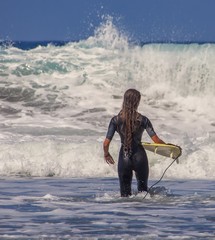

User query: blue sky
[1,0,215,43]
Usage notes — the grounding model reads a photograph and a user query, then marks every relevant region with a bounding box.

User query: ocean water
[0,18,215,239]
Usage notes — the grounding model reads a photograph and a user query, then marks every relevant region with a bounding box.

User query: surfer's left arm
[103,116,117,165]
[103,138,115,165]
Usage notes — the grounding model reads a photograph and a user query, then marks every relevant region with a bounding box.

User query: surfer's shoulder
[109,115,118,125]
[137,112,147,121]
[137,113,151,126]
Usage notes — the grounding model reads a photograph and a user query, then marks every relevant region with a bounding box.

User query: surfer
[103,89,165,197]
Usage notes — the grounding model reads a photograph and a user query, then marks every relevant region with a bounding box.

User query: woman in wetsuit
[103,89,165,197]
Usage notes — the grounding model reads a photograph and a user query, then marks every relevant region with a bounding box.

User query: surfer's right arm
[145,117,166,144]
[151,135,165,144]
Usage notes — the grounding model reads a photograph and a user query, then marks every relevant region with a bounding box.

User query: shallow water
[0,177,214,239]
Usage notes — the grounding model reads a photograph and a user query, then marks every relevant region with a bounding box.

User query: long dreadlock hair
[119,89,141,155]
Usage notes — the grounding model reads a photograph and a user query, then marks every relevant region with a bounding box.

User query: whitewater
[0,19,215,239]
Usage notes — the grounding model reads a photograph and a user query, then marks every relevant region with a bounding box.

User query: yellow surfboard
[142,142,182,159]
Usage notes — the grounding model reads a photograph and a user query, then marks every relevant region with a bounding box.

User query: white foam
[0,18,215,179]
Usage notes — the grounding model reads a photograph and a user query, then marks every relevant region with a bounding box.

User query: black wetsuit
[106,114,156,197]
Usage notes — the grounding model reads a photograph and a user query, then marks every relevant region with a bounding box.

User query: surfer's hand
[104,153,115,165]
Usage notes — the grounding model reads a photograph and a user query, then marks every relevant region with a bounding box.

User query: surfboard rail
[142,142,182,160]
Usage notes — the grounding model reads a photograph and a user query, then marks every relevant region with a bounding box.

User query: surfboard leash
[142,155,180,200]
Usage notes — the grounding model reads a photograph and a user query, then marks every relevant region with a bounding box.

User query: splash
[85,15,129,50]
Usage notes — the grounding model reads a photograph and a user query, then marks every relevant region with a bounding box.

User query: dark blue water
[1,40,215,51]
[0,40,70,50]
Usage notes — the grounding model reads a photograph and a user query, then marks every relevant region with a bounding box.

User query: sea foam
[0,18,215,179]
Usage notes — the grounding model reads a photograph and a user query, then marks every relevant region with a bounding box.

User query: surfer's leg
[118,149,133,197]
[133,146,149,192]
